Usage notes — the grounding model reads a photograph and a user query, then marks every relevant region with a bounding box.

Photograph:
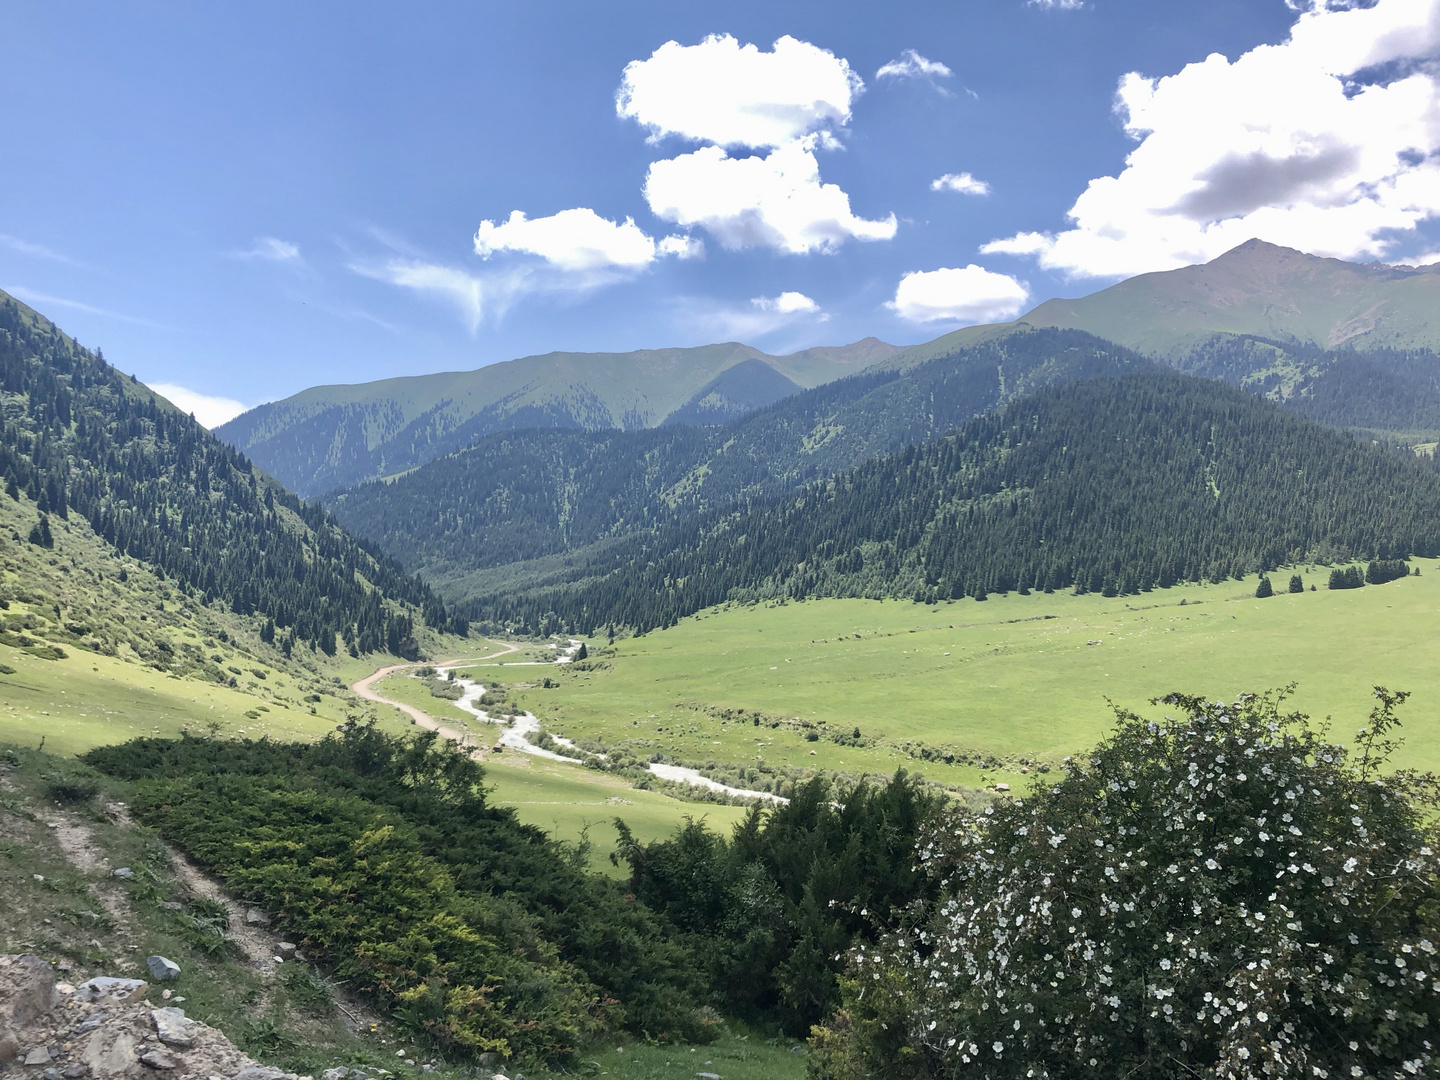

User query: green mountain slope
[0,288,461,658]
[458,372,1440,634]
[218,337,899,497]
[322,330,1150,600]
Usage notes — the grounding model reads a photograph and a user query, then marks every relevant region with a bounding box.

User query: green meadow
[500,561,1440,791]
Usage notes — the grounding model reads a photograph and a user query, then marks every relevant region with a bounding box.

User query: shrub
[811,688,1440,1079]
[43,772,100,805]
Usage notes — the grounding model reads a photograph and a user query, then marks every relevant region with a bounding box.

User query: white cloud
[752,291,820,314]
[147,383,248,428]
[657,234,705,259]
[475,208,677,271]
[617,34,862,149]
[644,140,897,254]
[0,235,84,266]
[1029,0,1085,9]
[676,292,826,340]
[887,265,1029,323]
[932,172,991,195]
[876,50,954,83]
[231,237,302,262]
[352,260,515,333]
[985,0,1440,278]
[4,286,163,327]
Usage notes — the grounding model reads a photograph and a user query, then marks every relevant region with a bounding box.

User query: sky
[3,0,1439,425]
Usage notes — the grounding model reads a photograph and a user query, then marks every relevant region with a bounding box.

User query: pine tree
[1255,575,1274,598]
[1288,573,1304,593]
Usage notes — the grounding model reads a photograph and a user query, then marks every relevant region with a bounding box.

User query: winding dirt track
[349,641,521,757]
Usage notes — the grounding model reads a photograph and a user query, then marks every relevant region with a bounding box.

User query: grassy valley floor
[491,561,1440,794]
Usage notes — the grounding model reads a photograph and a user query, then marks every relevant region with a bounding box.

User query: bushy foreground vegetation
[810,689,1440,1079]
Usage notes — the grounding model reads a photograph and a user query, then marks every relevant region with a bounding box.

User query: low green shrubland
[84,726,713,1066]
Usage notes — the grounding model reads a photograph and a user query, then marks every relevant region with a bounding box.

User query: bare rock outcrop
[0,954,302,1080]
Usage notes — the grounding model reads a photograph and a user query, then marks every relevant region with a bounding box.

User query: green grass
[483,755,752,876]
[509,562,1440,792]
[524,1032,807,1080]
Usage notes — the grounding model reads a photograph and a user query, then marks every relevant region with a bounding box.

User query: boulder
[244,909,270,927]
[150,1009,193,1048]
[144,957,180,982]
[139,1050,178,1070]
[111,868,134,880]
[25,1046,55,1065]
[234,1065,287,1080]
[4,953,60,1025]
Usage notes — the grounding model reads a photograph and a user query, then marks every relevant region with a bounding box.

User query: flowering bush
[810,688,1440,1079]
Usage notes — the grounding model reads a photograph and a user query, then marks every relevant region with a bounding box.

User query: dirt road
[349,641,521,756]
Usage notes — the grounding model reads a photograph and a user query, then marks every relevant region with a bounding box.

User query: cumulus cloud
[231,237,302,263]
[751,291,820,314]
[620,34,895,256]
[473,208,693,271]
[983,0,1440,278]
[876,50,954,84]
[147,383,248,428]
[887,265,1029,323]
[617,33,861,149]
[644,140,897,253]
[932,172,991,195]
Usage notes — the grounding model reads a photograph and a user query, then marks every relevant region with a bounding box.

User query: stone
[44,1068,62,1080]
[90,1031,137,1078]
[75,1013,108,1035]
[61,1065,89,1078]
[140,1050,178,1070]
[25,1047,55,1066]
[275,943,296,956]
[0,1034,20,1063]
[993,783,1011,792]
[145,957,180,982]
[111,869,134,880]
[75,978,148,1005]
[6,953,60,1025]
[321,1069,348,1080]
[243,909,270,927]
[160,902,182,912]
[234,1065,287,1080]
[151,1009,193,1048]
[697,1074,722,1079]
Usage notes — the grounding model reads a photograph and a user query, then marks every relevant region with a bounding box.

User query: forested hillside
[0,290,462,655]
[324,329,1150,596]
[460,372,1440,634]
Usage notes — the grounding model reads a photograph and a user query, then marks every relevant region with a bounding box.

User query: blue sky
[3,0,1439,423]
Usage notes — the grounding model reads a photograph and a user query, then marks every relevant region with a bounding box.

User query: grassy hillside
[0,481,448,754]
[461,372,1440,634]
[218,338,899,497]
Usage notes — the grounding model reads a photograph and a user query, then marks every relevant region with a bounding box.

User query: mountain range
[217,338,900,497]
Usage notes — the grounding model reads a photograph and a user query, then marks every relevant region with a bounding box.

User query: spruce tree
[1288,572,1304,593]
[1255,574,1273,597]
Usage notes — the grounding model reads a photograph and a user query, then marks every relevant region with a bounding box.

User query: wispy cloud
[1029,0,1085,9]
[876,50,954,87]
[351,258,534,333]
[230,237,303,263]
[3,286,165,328]
[673,291,827,341]
[932,172,991,196]
[0,234,88,267]
[146,383,249,428]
